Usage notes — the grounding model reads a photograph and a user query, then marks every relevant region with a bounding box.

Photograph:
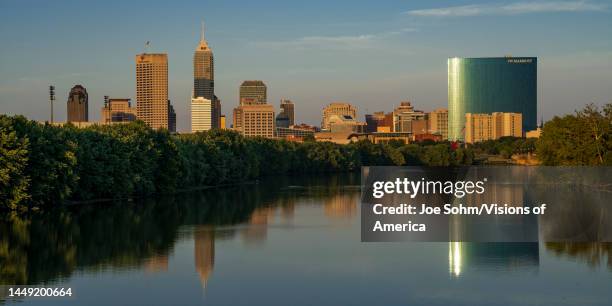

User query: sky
[0,0,611,132]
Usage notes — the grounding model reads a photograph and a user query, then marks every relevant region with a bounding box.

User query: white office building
[191,97,212,132]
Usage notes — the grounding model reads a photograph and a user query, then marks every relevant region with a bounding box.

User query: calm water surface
[1,174,611,305]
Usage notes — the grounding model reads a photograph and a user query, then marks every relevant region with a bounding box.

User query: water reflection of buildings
[144,254,169,273]
[194,226,215,287]
[449,242,539,277]
[449,169,539,277]
[324,193,359,218]
[242,207,276,245]
[280,201,296,220]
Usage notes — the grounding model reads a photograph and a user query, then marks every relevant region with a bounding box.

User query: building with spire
[193,22,220,128]
[67,85,88,122]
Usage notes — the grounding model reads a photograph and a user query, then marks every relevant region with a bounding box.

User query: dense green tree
[0,120,30,209]
[3,116,78,207]
[537,103,612,165]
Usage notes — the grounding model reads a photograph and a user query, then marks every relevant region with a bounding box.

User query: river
[1,174,611,305]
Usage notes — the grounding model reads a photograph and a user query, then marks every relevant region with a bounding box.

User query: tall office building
[136,53,169,129]
[321,102,357,130]
[280,99,295,125]
[239,80,267,105]
[191,97,212,132]
[193,23,220,128]
[428,108,448,139]
[448,57,537,141]
[233,104,275,137]
[465,112,522,144]
[101,98,136,123]
[67,85,88,122]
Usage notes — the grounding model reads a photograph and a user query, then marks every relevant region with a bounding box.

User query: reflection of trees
[546,243,612,269]
[526,168,612,269]
[527,169,612,242]
[0,173,358,287]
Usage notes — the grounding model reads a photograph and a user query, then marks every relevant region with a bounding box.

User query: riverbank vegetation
[537,103,611,166]
[1,102,610,210]
[0,116,472,210]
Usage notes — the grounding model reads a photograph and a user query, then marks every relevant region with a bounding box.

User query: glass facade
[448,57,537,141]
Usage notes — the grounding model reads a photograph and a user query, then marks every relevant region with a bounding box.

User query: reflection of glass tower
[449,242,463,277]
[448,167,539,276]
[449,242,539,277]
[448,57,537,140]
[194,226,215,287]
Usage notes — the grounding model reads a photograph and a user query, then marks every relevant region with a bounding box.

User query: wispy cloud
[405,1,607,17]
[252,28,417,50]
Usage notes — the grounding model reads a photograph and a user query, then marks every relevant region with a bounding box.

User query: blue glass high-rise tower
[448,57,537,141]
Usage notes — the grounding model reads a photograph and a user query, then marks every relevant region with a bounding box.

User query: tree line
[537,103,612,166]
[1,102,609,210]
[0,116,473,210]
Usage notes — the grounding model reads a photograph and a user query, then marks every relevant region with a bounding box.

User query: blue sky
[1,0,611,131]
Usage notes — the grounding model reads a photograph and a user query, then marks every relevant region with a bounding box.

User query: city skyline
[1,0,611,132]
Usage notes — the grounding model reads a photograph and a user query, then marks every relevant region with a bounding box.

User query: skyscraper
[191,97,212,132]
[448,57,537,141]
[67,85,88,122]
[136,53,169,129]
[239,80,267,105]
[193,22,219,128]
[194,23,214,100]
[280,99,295,126]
